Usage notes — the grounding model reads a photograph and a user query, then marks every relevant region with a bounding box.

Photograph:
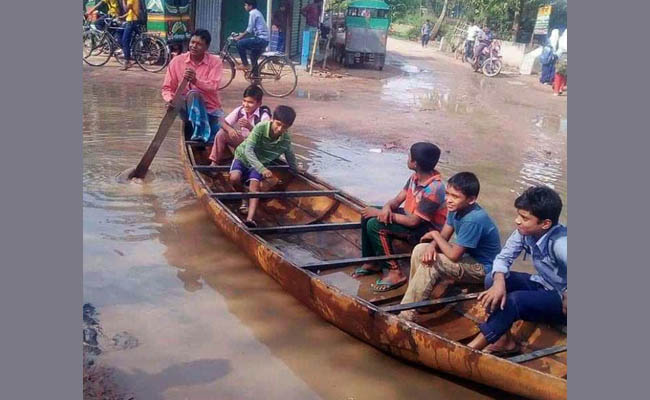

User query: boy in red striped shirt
[354,142,447,292]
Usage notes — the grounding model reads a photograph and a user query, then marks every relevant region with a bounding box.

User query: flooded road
[83,38,564,399]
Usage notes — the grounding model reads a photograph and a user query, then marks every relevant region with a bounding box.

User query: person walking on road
[421,20,433,48]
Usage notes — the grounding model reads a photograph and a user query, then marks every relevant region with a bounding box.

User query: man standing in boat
[161,29,226,143]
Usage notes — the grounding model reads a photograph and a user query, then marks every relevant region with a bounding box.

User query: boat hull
[180,136,567,400]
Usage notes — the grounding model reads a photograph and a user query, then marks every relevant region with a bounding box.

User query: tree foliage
[341,0,566,42]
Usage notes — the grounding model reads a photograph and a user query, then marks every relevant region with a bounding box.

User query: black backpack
[236,105,272,125]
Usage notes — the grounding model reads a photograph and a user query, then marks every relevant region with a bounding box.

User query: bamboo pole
[309,28,320,74]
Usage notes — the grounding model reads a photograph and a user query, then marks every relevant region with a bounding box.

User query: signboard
[533,5,552,35]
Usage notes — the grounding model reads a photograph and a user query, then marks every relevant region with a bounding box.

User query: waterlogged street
[83,37,566,399]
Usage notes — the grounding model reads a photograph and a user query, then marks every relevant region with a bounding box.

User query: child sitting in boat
[209,85,271,165]
[354,142,447,292]
[229,105,299,228]
[399,172,502,321]
[467,186,567,356]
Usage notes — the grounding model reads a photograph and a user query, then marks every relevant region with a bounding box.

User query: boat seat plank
[302,254,411,272]
[248,222,361,234]
[194,165,290,172]
[369,295,404,307]
[382,293,480,313]
[211,190,339,200]
[507,345,567,364]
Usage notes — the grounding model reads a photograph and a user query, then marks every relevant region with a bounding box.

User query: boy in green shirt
[230,105,298,228]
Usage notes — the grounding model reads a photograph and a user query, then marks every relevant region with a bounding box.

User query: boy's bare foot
[209,161,218,167]
[399,310,418,322]
[483,333,520,355]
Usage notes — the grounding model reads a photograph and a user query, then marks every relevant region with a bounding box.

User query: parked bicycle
[217,33,297,98]
[82,14,170,73]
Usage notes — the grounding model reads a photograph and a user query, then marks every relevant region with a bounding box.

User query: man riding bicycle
[234,0,270,76]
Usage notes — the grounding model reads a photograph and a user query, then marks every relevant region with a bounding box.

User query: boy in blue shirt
[399,172,501,321]
[468,186,567,355]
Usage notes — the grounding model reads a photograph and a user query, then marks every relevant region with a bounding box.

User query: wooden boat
[180,132,567,400]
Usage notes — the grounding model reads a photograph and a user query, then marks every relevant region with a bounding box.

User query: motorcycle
[473,40,503,77]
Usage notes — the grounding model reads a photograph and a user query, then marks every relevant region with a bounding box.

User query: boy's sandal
[371,277,407,293]
[238,202,249,215]
[351,265,382,278]
[244,220,257,228]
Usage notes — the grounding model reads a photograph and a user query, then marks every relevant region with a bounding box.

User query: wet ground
[83,37,565,399]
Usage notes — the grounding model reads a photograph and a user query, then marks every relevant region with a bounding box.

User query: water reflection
[295,88,342,101]
[515,114,567,221]
[418,90,475,114]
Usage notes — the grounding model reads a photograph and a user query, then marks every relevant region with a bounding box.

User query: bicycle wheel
[219,55,236,90]
[257,56,297,98]
[83,31,113,66]
[113,46,125,65]
[135,36,170,72]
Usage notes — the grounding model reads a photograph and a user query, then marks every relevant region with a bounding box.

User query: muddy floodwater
[83,42,565,400]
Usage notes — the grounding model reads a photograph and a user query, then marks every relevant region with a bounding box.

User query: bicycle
[82,15,170,72]
[217,33,298,98]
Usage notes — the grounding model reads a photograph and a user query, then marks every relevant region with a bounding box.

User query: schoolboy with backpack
[209,85,272,165]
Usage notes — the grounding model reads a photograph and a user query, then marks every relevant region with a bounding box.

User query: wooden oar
[128,78,189,180]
